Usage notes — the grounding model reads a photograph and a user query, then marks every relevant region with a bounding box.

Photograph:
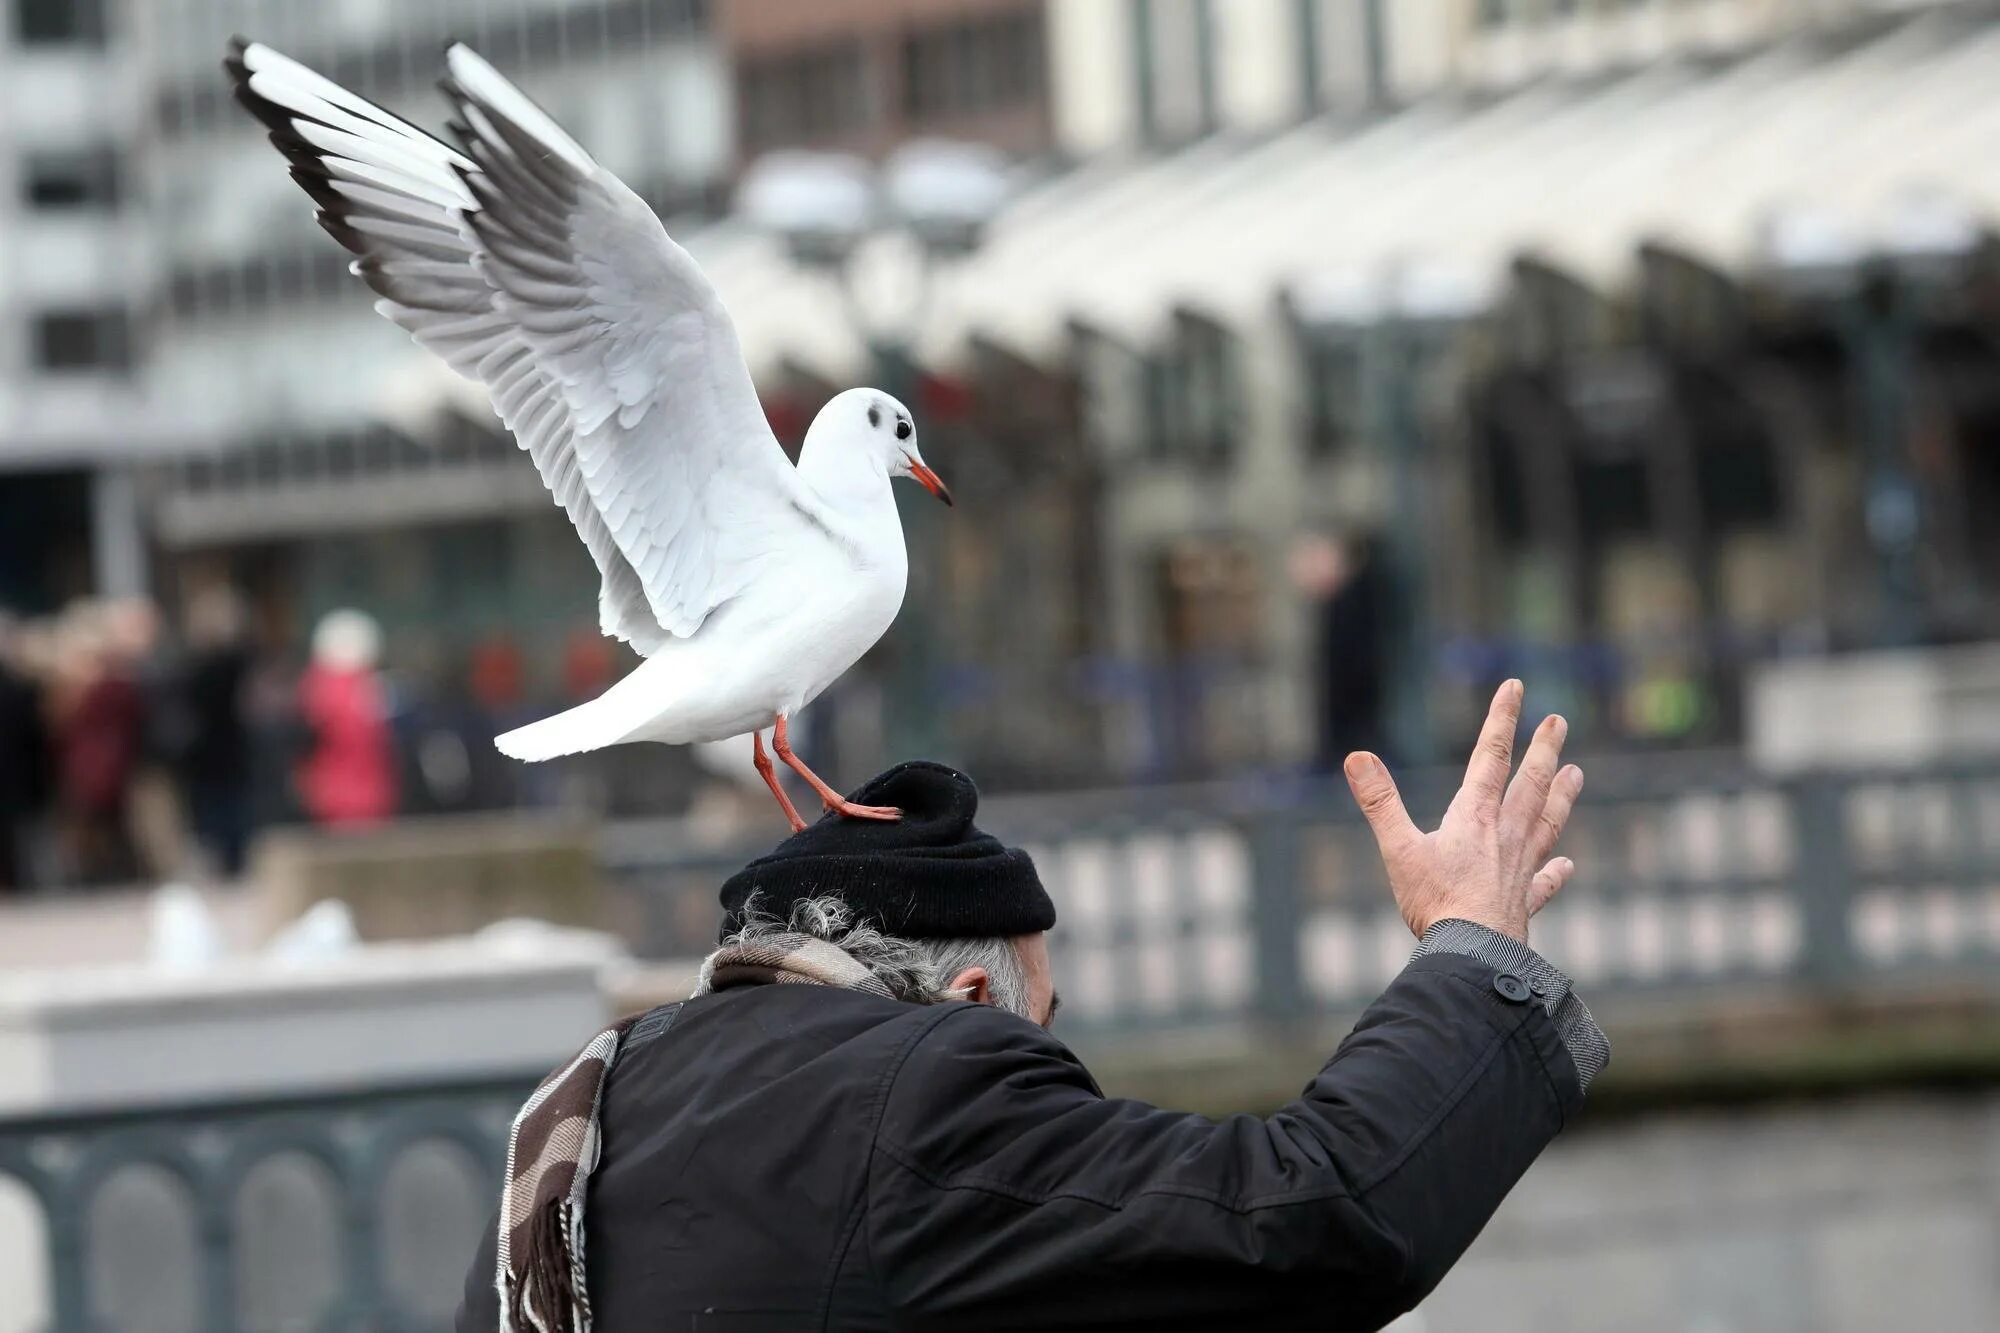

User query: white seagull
[226,38,955,832]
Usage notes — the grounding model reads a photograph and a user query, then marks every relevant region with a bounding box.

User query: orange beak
[907,458,954,507]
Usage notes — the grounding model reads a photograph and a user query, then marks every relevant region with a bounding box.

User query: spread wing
[226,38,810,653]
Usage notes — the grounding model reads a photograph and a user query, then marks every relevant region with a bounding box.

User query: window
[1302,335,1365,457]
[740,42,871,154]
[1155,538,1263,657]
[1295,0,1323,114]
[24,148,119,210]
[1150,536,1268,774]
[1150,312,1239,462]
[33,308,132,373]
[1073,322,1151,459]
[1508,259,1608,368]
[901,9,1045,122]
[15,0,106,45]
[1134,0,1218,143]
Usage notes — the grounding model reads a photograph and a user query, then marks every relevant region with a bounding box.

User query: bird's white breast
[628,494,908,744]
[773,520,908,709]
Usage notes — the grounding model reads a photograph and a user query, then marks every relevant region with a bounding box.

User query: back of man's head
[708,761,1056,1023]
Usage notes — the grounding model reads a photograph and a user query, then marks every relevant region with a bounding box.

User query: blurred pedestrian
[174,586,257,876]
[296,609,398,828]
[0,613,52,891]
[48,604,145,884]
[107,596,190,881]
[1293,531,1391,772]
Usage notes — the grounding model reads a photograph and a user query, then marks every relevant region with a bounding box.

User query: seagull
[225,38,955,832]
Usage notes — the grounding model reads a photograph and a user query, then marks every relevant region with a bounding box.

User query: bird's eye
[895,419,912,440]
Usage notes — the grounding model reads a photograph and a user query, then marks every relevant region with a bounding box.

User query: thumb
[1344,752,1423,861]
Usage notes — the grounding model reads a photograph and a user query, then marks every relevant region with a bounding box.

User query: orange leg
[753,729,807,832]
[772,715,900,822]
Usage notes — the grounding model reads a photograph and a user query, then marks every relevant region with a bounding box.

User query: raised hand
[1341,680,1584,944]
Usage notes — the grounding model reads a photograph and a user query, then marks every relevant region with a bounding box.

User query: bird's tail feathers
[494,697,634,762]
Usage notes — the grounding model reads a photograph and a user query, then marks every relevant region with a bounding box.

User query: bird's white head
[804,387,953,507]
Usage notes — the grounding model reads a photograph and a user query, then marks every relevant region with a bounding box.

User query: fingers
[1529,764,1585,865]
[1456,679,1522,819]
[1528,856,1575,916]
[1344,752,1424,861]
[1501,713,1568,843]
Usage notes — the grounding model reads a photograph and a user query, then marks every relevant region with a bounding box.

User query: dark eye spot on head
[895,419,912,440]
[867,405,881,429]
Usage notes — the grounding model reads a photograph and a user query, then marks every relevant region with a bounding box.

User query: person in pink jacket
[296,610,397,827]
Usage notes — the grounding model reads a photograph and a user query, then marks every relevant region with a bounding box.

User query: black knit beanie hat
[717,761,1054,942]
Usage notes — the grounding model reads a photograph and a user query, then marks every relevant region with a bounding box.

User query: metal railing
[603,758,2000,1032]
[0,1074,532,1333]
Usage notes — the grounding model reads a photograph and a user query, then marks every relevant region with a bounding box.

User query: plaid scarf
[495,932,896,1332]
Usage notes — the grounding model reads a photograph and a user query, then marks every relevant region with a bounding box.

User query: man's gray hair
[712,895,1034,1020]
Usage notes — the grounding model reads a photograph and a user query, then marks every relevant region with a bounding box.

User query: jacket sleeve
[866,949,1589,1331]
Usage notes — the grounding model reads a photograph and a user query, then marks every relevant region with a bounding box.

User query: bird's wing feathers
[440,44,807,637]
[226,38,807,651]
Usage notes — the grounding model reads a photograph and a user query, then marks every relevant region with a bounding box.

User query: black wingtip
[315,212,373,259]
[222,35,252,83]
[289,163,347,214]
[231,82,291,135]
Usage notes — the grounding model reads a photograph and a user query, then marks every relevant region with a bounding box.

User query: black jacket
[459,941,1592,1331]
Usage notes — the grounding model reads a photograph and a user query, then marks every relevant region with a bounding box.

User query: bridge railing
[0,1074,532,1333]
[601,758,2000,1033]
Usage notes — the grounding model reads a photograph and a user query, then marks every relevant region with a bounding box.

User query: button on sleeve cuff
[1411,918,1611,1092]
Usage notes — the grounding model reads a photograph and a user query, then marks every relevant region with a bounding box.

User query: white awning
[919,10,2000,362]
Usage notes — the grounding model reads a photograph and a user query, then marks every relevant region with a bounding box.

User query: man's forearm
[1411,917,1611,1091]
[1281,948,1596,1321]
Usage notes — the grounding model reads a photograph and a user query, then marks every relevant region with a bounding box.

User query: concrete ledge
[0,927,622,1115]
[252,812,602,943]
[1069,982,2000,1119]
[1581,981,2000,1113]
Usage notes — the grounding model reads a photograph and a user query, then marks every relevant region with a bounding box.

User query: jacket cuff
[1411,918,1611,1093]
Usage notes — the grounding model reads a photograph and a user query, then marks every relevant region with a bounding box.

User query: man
[1292,530,1391,771]
[458,681,1606,1331]
[171,586,257,878]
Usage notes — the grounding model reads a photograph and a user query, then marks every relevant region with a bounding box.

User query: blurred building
[0,0,140,612]
[720,0,1052,162]
[690,0,2000,775]
[143,0,727,675]
[1,0,727,666]
[1048,0,1443,152]
[8,0,2000,789]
